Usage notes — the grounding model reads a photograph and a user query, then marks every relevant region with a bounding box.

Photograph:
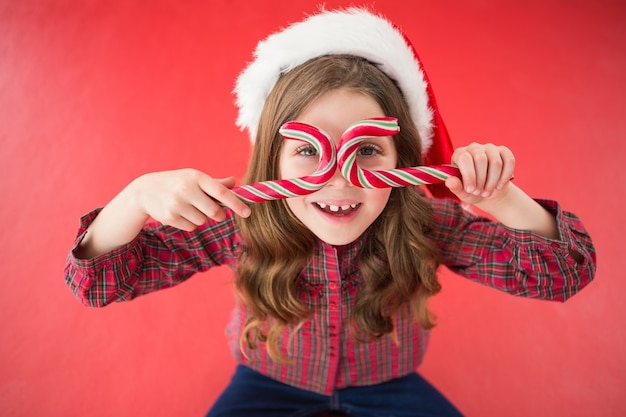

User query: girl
[64,8,596,417]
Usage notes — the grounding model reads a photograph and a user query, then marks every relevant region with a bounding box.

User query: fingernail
[466,186,475,193]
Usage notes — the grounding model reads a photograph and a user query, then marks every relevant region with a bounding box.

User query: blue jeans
[206,365,464,417]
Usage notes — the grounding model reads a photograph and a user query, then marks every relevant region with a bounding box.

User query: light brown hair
[236,55,441,362]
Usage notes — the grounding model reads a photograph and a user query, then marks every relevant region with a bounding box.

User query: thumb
[217,176,238,189]
[444,176,465,196]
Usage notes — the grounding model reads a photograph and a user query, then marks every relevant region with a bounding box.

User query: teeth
[316,202,360,212]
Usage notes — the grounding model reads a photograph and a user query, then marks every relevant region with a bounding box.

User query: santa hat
[233,8,455,199]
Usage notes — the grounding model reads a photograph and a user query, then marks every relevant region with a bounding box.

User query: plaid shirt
[64,198,595,395]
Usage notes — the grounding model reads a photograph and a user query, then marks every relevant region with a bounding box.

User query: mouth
[314,202,361,216]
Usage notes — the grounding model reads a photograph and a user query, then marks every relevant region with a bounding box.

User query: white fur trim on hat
[233,8,434,152]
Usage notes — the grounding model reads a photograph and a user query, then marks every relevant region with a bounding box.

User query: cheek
[367,188,393,213]
[281,161,321,181]
[284,197,306,221]
[279,154,310,180]
[278,152,288,179]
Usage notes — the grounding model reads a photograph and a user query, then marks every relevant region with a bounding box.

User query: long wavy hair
[235,55,442,362]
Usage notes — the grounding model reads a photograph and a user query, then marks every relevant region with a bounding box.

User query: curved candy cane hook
[231,122,337,203]
[337,117,460,188]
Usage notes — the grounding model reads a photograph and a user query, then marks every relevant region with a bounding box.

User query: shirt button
[329,302,337,310]
[328,282,337,290]
[551,242,561,249]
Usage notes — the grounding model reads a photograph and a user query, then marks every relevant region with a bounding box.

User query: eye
[296,145,318,157]
[357,144,381,157]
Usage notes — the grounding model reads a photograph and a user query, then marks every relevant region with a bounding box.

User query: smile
[315,202,361,215]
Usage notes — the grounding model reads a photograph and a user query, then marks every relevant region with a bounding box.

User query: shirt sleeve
[430,198,596,301]
[64,208,242,307]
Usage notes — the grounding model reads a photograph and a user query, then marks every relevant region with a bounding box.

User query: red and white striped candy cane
[337,117,460,188]
[231,121,337,203]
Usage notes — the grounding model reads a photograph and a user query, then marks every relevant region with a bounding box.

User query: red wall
[1,1,624,416]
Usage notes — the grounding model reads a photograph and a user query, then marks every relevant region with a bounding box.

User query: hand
[444,142,515,206]
[131,168,251,231]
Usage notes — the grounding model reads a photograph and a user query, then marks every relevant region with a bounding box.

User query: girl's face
[279,89,397,245]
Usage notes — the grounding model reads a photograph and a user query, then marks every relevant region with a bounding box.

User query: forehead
[295,89,385,141]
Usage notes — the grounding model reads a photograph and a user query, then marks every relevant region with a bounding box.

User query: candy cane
[231,122,337,203]
[337,117,460,188]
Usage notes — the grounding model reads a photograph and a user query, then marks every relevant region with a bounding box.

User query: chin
[311,229,363,246]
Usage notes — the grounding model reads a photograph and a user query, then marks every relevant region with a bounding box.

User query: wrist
[125,175,152,221]
[474,183,558,238]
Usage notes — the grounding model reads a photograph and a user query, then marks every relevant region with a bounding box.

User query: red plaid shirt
[64,198,595,395]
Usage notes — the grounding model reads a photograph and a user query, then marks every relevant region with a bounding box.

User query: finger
[453,150,478,194]
[185,183,230,222]
[178,204,209,226]
[161,213,202,232]
[497,147,516,189]
[153,196,207,230]
[198,175,251,218]
[215,177,252,218]
[175,218,203,232]
[471,150,489,195]
[482,147,504,197]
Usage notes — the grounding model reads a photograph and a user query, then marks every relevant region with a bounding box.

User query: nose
[326,164,352,188]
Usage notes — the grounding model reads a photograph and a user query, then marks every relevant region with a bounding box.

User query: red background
[1,1,624,416]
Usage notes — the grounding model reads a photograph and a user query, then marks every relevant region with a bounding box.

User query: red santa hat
[233,7,455,198]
